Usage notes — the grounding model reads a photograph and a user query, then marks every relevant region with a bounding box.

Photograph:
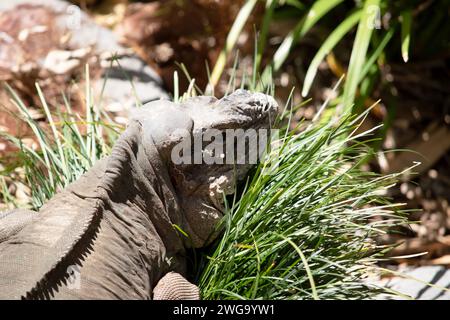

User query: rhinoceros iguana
[0,89,278,299]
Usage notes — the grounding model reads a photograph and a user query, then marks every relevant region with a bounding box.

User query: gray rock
[99,55,169,114]
[378,266,450,300]
[0,0,169,112]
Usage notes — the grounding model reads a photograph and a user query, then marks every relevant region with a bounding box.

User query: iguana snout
[183,89,278,131]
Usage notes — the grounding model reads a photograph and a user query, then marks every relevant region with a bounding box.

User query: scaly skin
[0,90,278,299]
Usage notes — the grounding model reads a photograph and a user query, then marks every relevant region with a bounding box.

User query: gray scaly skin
[0,90,278,299]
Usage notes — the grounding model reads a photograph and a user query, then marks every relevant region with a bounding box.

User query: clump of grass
[0,69,120,209]
[198,101,409,299]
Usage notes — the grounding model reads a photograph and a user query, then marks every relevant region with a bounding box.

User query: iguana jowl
[0,90,278,299]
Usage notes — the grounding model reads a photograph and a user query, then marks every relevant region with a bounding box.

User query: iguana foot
[153,272,200,300]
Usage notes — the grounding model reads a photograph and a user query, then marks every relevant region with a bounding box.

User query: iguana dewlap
[0,90,278,299]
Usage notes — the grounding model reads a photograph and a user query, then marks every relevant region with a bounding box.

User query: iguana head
[131,89,278,247]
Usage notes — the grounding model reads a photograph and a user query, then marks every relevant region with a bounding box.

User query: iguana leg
[153,272,200,300]
[0,209,36,243]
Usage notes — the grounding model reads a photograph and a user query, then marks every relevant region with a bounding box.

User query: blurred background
[0,0,449,283]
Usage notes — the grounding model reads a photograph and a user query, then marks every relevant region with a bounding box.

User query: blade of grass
[210,0,258,87]
[173,71,179,103]
[35,83,68,178]
[400,9,412,62]
[255,0,278,73]
[342,0,380,111]
[272,0,344,72]
[302,10,362,97]
[5,85,55,186]
[279,234,319,299]
[359,25,395,83]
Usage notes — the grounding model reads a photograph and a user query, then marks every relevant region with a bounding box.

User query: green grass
[342,0,379,109]
[0,67,120,209]
[196,96,409,300]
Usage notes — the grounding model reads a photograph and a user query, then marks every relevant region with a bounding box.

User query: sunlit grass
[196,94,409,299]
[0,68,121,209]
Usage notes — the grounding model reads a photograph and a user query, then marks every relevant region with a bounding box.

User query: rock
[377,266,450,300]
[43,48,92,74]
[0,0,168,155]
[98,54,169,112]
[0,0,168,103]
[116,0,260,93]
